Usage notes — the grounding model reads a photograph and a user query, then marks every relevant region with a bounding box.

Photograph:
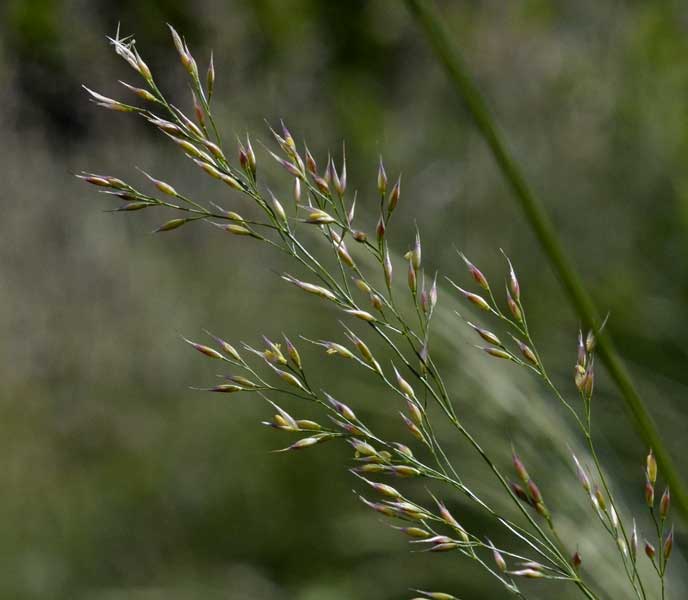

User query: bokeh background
[1,0,687,598]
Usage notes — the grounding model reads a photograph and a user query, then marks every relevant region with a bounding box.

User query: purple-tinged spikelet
[460,254,489,290]
[660,487,671,520]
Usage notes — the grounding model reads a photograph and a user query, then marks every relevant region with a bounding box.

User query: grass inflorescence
[79,26,676,600]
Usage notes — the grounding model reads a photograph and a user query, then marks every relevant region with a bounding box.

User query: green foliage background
[1,1,687,598]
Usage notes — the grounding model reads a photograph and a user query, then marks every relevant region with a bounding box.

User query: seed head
[358,496,396,518]
[506,288,522,321]
[387,176,401,215]
[191,91,205,128]
[407,259,417,294]
[239,148,249,171]
[392,443,414,459]
[482,347,512,360]
[325,156,340,192]
[141,171,177,197]
[504,255,520,301]
[571,551,582,570]
[467,322,501,347]
[527,479,543,505]
[406,400,423,428]
[336,155,347,195]
[577,329,587,368]
[193,159,222,179]
[370,294,383,311]
[393,526,430,539]
[429,276,438,312]
[376,215,386,242]
[348,438,377,458]
[282,274,337,302]
[227,375,256,388]
[352,279,370,294]
[344,330,375,363]
[585,329,596,353]
[331,418,366,437]
[115,201,151,211]
[245,135,257,174]
[412,232,422,270]
[514,338,538,366]
[183,337,224,359]
[269,192,287,225]
[574,364,586,392]
[264,413,294,430]
[646,449,657,485]
[278,435,333,452]
[78,173,112,187]
[304,146,317,175]
[343,309,376,323]
[147,116,181,135]
[645,476,655,508]
[393,366,416,401]
[451,283,491,312]
[660,487,671,520]
[510,482,530,504]
[292,178,302,207]
[594,486,607,511]
[412,591,457,600]
[355,463,386,474]
[383,245,392,288]
[204,332,241,361]
[273,367,306,391]
[312,174,329,194]
[429,542,459,552]
[168,24,190,67]
[358,476,402,499]
[283,335,301,369]
[331,231,354,268]
[325,393,357,422]
[351,230,368,243]
[663,527,674,561]
[119,81,157,102]
[319,341,354,359]
[386,500,428,521]
[208,384,242,393]
[572,454,591,492]
[488,540,507,572]
[169,136,204,158]
[304,208,335,224]
[507,569,544,579]
[460,253,489,290]
[262,337,287,365]
[154,218,190,233]
[645,541,656,560]
[400,413,425,442]
[206,51,215,99]
[582,363,594,398]
[296,420,321,430]
[512,451,530,484]
[377,157,387,195]
[388,465,420,478]
[433,499,468,542]
[83,86,135,112]
[266,146,300,177]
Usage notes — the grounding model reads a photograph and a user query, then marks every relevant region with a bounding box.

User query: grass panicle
[79,26,678,600]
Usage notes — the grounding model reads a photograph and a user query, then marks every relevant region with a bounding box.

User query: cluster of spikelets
[80,26,675,600]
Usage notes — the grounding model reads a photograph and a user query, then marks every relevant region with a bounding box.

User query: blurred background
[1,0,688,598]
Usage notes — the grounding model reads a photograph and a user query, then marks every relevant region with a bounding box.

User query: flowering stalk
[77,27,679,600]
